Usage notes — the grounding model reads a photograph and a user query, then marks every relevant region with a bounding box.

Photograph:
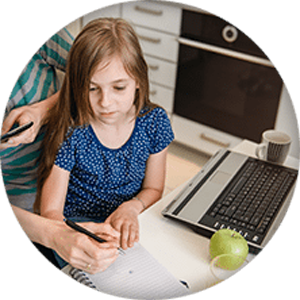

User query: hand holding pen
[65,219,126,255]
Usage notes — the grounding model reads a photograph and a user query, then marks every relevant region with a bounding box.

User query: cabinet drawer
[145,55,177,89]
[149,83,174,113]
[122,1,181,35]
[172,114,242,156]
[135,26,179,62]
[82,4,121,26]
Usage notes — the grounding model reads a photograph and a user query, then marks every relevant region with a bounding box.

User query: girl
[1,26,119,273]
[35,18,174,253]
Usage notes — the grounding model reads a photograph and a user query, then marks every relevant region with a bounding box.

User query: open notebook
[62,243,190,299]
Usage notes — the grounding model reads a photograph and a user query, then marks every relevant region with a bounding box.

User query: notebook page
[63,243,190,299]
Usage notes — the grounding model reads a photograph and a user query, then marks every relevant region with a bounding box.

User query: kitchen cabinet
[121,1,181,113]
[82,3,121,25]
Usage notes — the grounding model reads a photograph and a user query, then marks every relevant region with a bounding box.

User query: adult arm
[40,164,70,221]
[1,28,73,149]
[12,205,120,274]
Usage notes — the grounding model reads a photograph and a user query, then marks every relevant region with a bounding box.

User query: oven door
[174,40,283,143]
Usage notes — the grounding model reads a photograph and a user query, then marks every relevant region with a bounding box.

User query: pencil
[64,219,126,255]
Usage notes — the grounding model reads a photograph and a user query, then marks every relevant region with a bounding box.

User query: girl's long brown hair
[34,18,156,213]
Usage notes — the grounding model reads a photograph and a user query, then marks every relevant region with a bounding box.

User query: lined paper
[63,243,190,299]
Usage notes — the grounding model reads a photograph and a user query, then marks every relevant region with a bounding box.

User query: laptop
[162,149,298,254]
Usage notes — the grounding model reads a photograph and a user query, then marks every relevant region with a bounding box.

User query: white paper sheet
[63,243,190,299]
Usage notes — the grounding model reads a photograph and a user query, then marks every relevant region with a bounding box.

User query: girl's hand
[105,200,144,250]
[51,222,120,274]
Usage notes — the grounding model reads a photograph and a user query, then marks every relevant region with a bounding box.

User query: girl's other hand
[105,200,144,250]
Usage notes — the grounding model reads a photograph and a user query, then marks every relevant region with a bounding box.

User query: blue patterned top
[54,107,174,219]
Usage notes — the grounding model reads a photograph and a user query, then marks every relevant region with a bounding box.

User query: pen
[64,219,126,255]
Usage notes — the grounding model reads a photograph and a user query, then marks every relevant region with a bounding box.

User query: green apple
[209,229,249,271]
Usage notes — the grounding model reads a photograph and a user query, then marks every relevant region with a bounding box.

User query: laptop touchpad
[175,152,247,223]
[210,171,231,185]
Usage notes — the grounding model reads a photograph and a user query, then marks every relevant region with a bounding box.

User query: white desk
[138,140,299,293]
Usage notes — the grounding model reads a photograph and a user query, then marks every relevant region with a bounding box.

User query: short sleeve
[54,133,77,172]
[149,108,175,154]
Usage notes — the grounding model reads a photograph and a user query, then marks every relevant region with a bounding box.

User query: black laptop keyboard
[198,158,297,250]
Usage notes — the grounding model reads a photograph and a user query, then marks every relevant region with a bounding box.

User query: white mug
[255,130,291,164]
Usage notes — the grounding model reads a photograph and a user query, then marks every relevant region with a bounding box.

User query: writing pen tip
[118,248,126,255]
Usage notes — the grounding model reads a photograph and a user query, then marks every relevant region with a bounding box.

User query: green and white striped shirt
[1,28,73,212]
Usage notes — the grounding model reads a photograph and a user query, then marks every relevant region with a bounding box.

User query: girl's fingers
[81,222,120,241]
[99,223,120,238]
[121,223,139,249]
[128,230,135,248]
[128,225,139,248]
[120,223,130,250]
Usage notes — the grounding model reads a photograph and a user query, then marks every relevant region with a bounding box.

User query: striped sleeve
[1,28,74,212]
[5,28,73,114]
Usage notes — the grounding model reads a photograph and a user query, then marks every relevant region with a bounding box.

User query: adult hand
[1,92,59,149]
[12,206,119,274]
[1,105,41,149]
[105,200,143,250]
[51,222,120,274]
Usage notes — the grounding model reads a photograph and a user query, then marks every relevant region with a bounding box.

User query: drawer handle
[200,133,230,148]
[148,64,159,71]
[149,90,157,96]
[137,34,161,44]
[134,5,163,16]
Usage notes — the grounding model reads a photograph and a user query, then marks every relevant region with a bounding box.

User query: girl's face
[89,55,138,125]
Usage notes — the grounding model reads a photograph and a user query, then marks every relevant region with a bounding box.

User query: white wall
[253,0,300,70]
[276,85,299,158]
[253,0,300,158]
